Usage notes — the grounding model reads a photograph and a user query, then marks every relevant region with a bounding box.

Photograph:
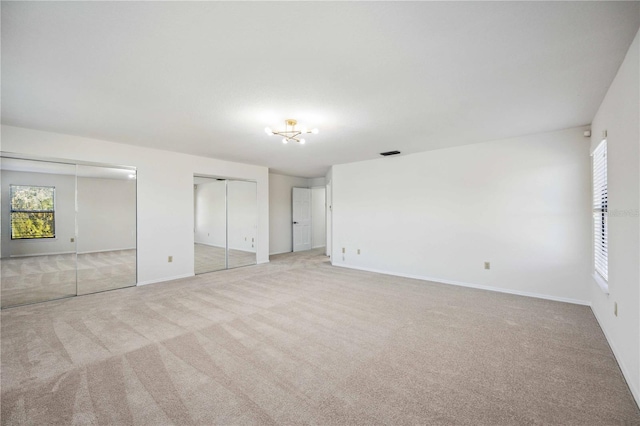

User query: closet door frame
[193,174,257,274]
[1,151,137,308]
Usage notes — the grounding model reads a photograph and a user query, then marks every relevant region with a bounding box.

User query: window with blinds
[592,140,608,281]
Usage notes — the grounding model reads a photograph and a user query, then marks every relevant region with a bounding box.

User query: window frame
[10,184,57,240]
[592,139,608,293]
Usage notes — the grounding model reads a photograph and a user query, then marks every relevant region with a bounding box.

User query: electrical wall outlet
[342,247,345,253]
[357,249,361,255]
[614,302,618,317]
[168,256,173,263]
[484,261,490,270]
[70,237,75,243]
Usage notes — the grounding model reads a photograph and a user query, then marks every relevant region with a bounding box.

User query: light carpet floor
[0,250,136,308]
[1,249,638,425]
[194,244,256,275]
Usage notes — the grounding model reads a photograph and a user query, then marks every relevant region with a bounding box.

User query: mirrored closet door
[1,158,78,307]
[0,154,137,308]
[76,165,137,295]
[193,176,256,274]
[194,177,228,274]
[227,180,257,269]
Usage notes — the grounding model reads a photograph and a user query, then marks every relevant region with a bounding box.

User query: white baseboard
[194,242,224,248]
[257,259,270,265]
[591,307,640,407]
[312,245,326,249]
[137,273,194,286]
[271,247,326,255]
[77,247,136,255]
[9,251,75,258]
[231,248,257,254]
[195,242,255,254]
[269,250,292,256]
[9,248,136,257]
[332,262,591,306]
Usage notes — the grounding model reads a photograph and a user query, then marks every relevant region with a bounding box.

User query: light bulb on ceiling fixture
[311,128,319,134]
[265,119,319,144]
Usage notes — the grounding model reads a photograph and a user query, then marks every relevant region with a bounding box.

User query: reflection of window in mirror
[10,185,56,239]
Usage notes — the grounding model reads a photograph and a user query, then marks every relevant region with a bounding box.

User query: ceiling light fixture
[265,119,319,144]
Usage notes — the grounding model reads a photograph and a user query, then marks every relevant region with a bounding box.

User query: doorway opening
[292,186,326,252]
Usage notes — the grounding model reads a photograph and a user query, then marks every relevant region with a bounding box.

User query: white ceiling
[2,2,639,178]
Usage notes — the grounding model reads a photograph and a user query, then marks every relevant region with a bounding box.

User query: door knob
[293,221,298,224]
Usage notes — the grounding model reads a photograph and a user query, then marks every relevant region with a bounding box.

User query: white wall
[590,30,639,405]
[332,126,591,305]
[311,187,326,248]
[309,177,326,187]
[269,173,311,255]
[194,180,226,247]
[76,177,136,253]
[1,125,270,285]
[227,180,257,252]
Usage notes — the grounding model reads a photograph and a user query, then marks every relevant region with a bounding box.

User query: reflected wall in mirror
[1,158,77,307]
[0,154,137,308]
[76,165,137,295]
[194,177,227,274]
[227,180,257,269]
[193,176,256,274]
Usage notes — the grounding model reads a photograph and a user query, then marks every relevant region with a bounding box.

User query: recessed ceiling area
[2,2,639,177]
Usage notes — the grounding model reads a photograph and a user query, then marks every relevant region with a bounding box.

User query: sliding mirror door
[194,177,227,274]
[1,158,78,308]
[227,180,257,269]
[76,165,137,295]
[1,155,138,308]
[193,176,257,274]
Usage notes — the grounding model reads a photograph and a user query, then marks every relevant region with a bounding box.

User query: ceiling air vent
[380,150,401,156]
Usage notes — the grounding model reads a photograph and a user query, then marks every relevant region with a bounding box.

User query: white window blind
[592,140,608,281]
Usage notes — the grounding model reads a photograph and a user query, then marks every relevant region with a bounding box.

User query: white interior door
[292,187,312,252]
